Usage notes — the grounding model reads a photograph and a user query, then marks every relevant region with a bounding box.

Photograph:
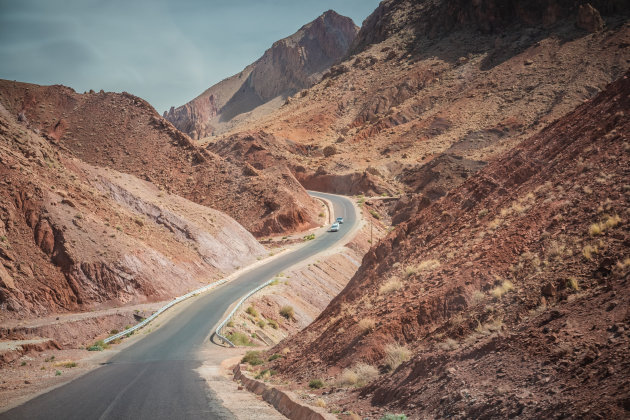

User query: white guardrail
[103,276,276,346]
[103,277,232,344]
[214,278,275,347]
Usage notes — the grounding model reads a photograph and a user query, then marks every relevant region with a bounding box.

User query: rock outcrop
[577,3,605,32]
[164,10,359,139]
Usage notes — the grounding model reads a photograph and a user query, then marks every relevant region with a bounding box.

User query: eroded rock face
[576,3,605,32]
[164,10,359,139]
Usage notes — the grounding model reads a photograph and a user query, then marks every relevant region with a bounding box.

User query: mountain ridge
[164,10,359,139]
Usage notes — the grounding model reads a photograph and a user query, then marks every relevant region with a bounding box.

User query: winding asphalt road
[1,191,357,420]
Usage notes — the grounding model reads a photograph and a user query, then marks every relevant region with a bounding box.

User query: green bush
[226,332,254,346]
[55,370,62,376]
[379,414,407,420]
[268,354,282,361]
[87,340,108,351]
[309,379,324,389]
[303,233,316,241]
[246,306,259,317]
[257,319,266,328]
[268,319,279,329]
[241,351,264,366]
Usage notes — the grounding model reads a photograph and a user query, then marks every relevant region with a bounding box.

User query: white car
[330,222,340,232]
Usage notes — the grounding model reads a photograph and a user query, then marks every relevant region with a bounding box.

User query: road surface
[1,191,357,420]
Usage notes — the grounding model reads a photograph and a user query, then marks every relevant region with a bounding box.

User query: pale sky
[0,0,380,113]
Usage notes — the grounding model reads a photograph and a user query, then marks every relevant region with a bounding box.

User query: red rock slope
[268,72,630,418]
[0,101,267,320]
[0,80,320,237]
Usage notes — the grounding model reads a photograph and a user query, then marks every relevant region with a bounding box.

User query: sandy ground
[197,346,287,419]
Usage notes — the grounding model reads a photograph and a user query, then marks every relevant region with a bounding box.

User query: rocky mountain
[0,100,266,319]
[164,10,359,139]
[0,80,321,237]
[267,69,630,420]
[211,0,629,228]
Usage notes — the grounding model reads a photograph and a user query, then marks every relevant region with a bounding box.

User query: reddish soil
[0,80,320,237]
[264,71,630,418]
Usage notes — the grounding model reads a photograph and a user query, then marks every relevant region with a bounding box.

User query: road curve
[1,191,357,420]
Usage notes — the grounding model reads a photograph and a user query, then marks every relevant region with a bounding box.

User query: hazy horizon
[0,0,380,113]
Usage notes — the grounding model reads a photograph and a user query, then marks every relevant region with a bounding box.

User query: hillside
[265,71,630,418]
[165,10,359,139]
[0,80,321,237]
[0,101,266,320]
[211,0,630,226]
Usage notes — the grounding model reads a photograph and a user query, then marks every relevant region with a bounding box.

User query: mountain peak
[165,11,358,140]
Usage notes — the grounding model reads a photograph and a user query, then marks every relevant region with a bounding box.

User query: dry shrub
[589,223,604,236]
[439,338,459,351]
[547,241,567,260]
[315,398,326,408]
[491,280,514,299]
[470,290,485,305]
[605,214,621,229]
[380,278,403,294]
[417,259,441,272]
[383,343,411,371]
[358,318,375,334]
[582,244,598,260]
[567,277,579,291]
[280,305,295,320]
[338,363,379,387]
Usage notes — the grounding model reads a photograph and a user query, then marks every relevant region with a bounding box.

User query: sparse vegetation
[87,340,108,351]
[55,361,77,368]
[405,259,442,277]
[280,305,295,320]
[370,210,381,219]
[338,363,378,387]
[471,290,485,305]
[255,369,276,380]
[226,332,254,346]
[582,244,598,260]
[567,277,579,291]
[303,233,316,241]
[383,343,411,371]
[490,280,514,299]
[380,414,408,420]
[439,338,459,351]
[589,223,604,236]
[268,319,279,329]
[309,379,324,389]
[268,354,282,361]
[358,318,375,334]
[257,319,266,328]
[315,398,327,408]
[379,278,403,294]
[241,351,264,365]
[246,306,259,317]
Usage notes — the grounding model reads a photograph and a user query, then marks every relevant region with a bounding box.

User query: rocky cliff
[164,10,359,139]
